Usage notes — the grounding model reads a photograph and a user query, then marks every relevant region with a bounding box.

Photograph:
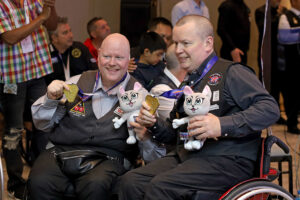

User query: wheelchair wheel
[221,180,294,200]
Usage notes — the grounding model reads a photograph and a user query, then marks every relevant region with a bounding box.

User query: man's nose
[109,57,116,65]
[175,43,183,54]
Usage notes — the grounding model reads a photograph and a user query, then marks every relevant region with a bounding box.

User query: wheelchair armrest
[262,136,289,176]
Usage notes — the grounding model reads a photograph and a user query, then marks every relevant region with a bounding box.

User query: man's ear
[143,48,151,56]
[90,31,97,40]
[97,49,101,63]
[204,36,214,51]
[51,34,57,43]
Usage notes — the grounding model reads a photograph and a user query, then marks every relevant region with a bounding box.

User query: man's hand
[136,101,157,128]
[128,58,137,73]
[40,0,56,21]
[47,80,69,100]
[230,48,244,62]
[129,121,150,141]
[187,113,221,140]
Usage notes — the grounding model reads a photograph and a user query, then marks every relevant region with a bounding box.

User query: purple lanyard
[78,71,127,102]
[160,55,218,99]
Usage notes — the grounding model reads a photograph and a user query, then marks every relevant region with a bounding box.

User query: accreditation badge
[70,101,85,117]
[71,48,82,58]
[21,35,34,53]
[114,106,124,117]
[3,83,17,95]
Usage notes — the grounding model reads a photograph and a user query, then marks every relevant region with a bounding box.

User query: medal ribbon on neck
[160,55,218,99]
[77,71,127,102]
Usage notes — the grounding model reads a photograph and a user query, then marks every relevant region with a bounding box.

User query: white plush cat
[113,82,145,144]
[172,85,211,151]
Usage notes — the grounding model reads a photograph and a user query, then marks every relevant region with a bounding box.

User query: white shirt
[278,7,300,45]
[150,68,181,121]
[171,0,210,26]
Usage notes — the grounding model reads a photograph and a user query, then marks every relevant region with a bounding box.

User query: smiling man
[46,17,97,85]
[28,33,164,200]
[118,15,280,200]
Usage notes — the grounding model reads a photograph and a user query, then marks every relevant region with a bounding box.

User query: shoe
[287,126,300,134]
[276,117,286,125]
[8,191,22,200]
[8,183,26,200]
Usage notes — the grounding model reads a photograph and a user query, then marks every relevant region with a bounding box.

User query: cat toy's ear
[119,85,125,96]
[202,85,212,100]
[133,82,142,91]
[183,86,193,95]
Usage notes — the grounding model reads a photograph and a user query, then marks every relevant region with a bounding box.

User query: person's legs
[28,148,70,200]
[24,77,49,164]
[143,156,255,200]
[0,82,27,198]
[75,159,126,200]
[282,71,299,133]
[118,155,179,200]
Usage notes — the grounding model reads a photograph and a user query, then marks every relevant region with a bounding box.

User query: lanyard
[160,55,218,99]
[58,53,70,81]
[78,71,127,102]
[3,0,30,28]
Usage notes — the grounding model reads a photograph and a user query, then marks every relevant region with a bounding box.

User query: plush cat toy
[172,85,212,151]
[113,82,145,144]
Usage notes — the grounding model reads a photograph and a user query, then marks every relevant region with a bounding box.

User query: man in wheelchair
[118,15,282,200]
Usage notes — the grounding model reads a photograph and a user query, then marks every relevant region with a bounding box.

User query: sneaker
[8,183,26,200]
[8,191,22,200]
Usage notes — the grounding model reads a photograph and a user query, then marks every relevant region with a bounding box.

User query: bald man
[118,15,279,200]
[28,33,164,200]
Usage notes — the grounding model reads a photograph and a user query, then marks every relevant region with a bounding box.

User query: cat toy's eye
[131,93,138,99]
[195,97,204,105]
[121,95,129,101]
[186,98,192,105]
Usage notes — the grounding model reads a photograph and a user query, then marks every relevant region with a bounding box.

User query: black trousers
[118,155,255,200]
[28,148,126,200]
[0,78,47,191]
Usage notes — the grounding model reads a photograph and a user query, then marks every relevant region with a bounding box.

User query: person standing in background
[84,17,111,62]
[217,0,250,64]
[278,0,300,134]
[0,0,58,198]
[255,0,287,125]
[171,0,210,26]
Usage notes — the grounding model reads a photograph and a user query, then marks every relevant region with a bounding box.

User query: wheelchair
[215,135,294,200]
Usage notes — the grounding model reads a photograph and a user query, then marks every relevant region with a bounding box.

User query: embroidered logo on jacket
[70,101,85,117]
[208,73,222,86]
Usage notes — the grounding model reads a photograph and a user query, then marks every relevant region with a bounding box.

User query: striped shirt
[0,0,53,84]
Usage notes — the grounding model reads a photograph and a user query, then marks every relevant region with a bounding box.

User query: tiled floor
[0,114,299,199]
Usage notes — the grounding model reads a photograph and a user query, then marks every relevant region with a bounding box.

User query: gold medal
[64,84,79,103]
[145,95,159,115]
[71,48,81,58]
[293,17,299,25]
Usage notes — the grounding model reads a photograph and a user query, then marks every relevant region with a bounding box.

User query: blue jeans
[0,77,47,191]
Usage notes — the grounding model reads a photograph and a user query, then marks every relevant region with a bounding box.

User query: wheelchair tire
[221,180,294,200]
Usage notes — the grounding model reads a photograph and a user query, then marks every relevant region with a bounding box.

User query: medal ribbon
[160,55,218,99]
[78,71,127,102]
[58,53,70,81]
